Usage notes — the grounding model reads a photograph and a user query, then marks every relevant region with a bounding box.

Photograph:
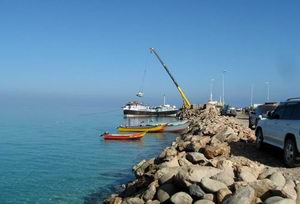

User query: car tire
[256,129,264,150]
[284,138,298,168]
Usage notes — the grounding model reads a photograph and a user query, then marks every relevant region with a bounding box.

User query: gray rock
[186,152,207,164]
[295,183,300,204]
[123,197,145,204]
[238,170,257,183]
[174,166,222,188]
[155,167,180,184]
[200,177,228,193]
[202,194,214,201]
[258,168,277,180]
[273,180,297,200]
[249,179,276,199]
[142,182,157,201]
[264,196,284,204]
[223,186,255,204]
[273,199,296,204]
[211,172,234,186]
[213,126,237,142]
[189,184,205,199]
[159,156,179,168]
[269,172,286,188]
[170,192,193,204]
[194,200,215,204]
[145,200,160,204]
[178,157,193,167]
[156,183,178,203]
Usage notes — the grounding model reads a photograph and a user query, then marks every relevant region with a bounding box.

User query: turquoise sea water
[0,103,179,204]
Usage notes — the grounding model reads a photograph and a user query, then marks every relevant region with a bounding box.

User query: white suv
[256,98,300,167]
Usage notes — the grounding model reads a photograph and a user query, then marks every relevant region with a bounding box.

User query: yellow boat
[118,124,166,133]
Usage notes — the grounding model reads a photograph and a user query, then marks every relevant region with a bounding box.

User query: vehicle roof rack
[286,97,300,102]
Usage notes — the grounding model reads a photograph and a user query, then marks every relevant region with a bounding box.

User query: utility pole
[210,78,214,101]
[250,84,254,107]
[265,82,270,102]
[222,70,227,105]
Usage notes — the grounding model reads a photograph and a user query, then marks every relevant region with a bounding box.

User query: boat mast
[150,48,192,109]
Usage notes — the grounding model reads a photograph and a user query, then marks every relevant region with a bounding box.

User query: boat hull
[123,109,179,117]
[103,132,146,140]
[118,124,166,132]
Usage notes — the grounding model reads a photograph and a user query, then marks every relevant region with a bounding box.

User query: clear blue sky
[0,0,299,107]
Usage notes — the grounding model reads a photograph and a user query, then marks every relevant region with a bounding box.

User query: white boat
[123,101,179,117]
[144,120,189,132]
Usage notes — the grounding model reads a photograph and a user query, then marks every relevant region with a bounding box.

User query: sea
[0,101,179,204]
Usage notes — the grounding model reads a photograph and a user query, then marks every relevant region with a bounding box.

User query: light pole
[250,84,254,107]
[265,82,270,102]
[210,78,214,102]
[222,70,227,105]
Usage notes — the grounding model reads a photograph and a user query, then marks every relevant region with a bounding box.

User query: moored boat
[123,101,179,117]
[164,120,189,132]
[145,120,189,133]
[102,132,146,140]
[117,124,166,132]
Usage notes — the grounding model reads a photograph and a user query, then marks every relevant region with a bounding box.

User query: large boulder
[186,152,207,164]
[269,172,286,188]
[204,143,230,159]
[142,181,158,201]
[156,183,178,203]
[170,192,193,204]
[154,166,181,184]
[174,166,222,188]
[248,179,276,199]
[223,186,255,204]
[200,177,228,193]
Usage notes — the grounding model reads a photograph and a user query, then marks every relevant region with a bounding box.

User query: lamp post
[210,78,215,102]
[222,70,227,105]
[265,82,270,102]
[250,84,254,107]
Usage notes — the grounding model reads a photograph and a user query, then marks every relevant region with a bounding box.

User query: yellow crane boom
[150,48,192,109]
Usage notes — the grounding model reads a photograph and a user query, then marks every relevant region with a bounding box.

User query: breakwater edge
[105,104,300,204]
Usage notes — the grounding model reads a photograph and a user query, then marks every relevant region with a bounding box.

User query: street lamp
[250,84,254,107]
[210,78,215,102]
[222,70,227,105]
[265,82,270,102]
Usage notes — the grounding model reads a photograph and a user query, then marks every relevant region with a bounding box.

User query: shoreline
[104,104,300,204]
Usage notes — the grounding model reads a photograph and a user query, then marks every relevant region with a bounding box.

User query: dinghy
[102,132,146,140]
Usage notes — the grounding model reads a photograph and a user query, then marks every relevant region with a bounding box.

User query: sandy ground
[233,112,300,181]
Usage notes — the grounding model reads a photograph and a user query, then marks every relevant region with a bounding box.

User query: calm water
[0,104,178,204]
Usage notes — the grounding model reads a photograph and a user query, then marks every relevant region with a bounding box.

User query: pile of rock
[104,104,300,204]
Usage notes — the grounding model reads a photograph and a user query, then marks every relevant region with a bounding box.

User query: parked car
[248,102,278,129]
[221,105,237,117]
[256,98,300,167]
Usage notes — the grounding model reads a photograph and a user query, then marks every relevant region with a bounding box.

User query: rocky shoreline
[104,104,300,204]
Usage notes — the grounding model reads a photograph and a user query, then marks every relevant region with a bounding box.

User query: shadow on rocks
[228,141,285,168]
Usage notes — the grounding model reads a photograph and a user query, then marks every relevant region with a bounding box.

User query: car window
[282,104,296,120]
[291,103,300,120]
[272,105,285,119]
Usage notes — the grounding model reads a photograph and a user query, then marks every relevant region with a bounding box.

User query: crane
[150,48,192,109]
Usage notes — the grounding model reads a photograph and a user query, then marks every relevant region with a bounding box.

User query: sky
[0,0,299,107]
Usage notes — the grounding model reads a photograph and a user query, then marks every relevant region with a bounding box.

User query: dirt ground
[232,112,300,182]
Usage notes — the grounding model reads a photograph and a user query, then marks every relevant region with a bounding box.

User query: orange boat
[102,132,146,140]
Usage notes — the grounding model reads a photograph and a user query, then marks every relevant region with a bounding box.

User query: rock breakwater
[104,104,300,204]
